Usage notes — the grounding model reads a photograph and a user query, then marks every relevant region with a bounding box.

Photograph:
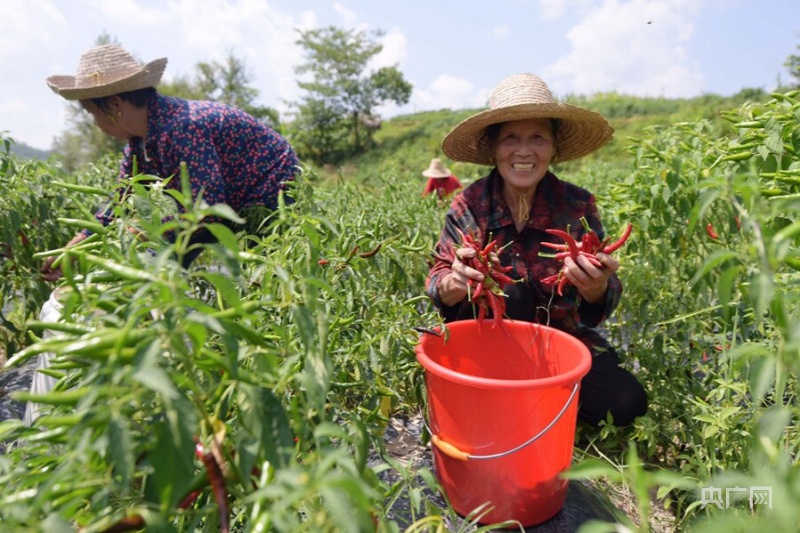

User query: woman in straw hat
[421,157,463,198]
[426,73,647,427]
[40,43,299,278]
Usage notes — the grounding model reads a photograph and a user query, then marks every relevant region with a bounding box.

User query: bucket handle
[429,382,580,461]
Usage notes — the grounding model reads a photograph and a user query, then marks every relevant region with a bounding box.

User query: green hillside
[322,88,771,185]
[7,139,52,160]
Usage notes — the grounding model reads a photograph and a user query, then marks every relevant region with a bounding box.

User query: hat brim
[46,58,167,100]
[422,170,451,178]
[441,102,614,165]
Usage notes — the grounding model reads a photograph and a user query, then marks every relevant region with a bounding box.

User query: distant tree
[291,25,412,165]
[784,43,800,88]
[53,38,279,170]
[189,54,280,128]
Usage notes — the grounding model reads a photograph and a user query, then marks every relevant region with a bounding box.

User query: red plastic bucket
[415,319,591,526]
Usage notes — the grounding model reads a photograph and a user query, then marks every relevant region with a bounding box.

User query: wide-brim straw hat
[422,158,452,178]
[47,44,167,100]
[442,73,613,165]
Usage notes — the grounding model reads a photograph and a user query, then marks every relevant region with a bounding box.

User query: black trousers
[175,208,276,268]
[446,283,648,427]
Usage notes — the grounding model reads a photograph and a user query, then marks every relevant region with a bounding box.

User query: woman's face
[492,118,555,192]
[81,99,130,140]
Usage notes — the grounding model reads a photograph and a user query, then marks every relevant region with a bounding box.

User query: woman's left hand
[562,252,619,304]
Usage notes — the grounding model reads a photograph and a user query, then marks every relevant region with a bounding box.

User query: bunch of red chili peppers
[540,219,633,296]
[454,229,516,334]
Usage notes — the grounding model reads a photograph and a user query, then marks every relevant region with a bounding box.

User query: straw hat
[46,44,167,100]
[441,73,613,165]
[422,158,452,178]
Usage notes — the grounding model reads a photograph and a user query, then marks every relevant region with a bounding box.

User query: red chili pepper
[358,243,382,258]
[705,223,719,240]
[540,241,568,251]
[491,272,516,285]
[581,233,593,254]
[196,442,231,533]
[557,274,569,296]
[178,490,203,509]
[101,515,145,533]
[545,229,580,259]
[540,273,561,284]
[453,229,516,336]
[18,229,31,248]
[472,280,484,299]
[481,239,497,257]
[487,291,509,334]
[602,223,633,254]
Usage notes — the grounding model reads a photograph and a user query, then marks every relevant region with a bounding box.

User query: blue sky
[1,0,798,151]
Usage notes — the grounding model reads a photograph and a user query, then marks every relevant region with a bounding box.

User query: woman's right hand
[437,247,486,307]
[40,233,89,282]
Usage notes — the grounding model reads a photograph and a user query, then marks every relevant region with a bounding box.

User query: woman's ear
[108,95,124,115]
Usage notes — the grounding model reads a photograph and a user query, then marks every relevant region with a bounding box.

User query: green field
[0,89,798,532]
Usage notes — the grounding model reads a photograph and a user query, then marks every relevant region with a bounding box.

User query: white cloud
[333,1,359,27]
[538,0,595,21]
[491,25,511,41]
[86,0,166,28]
[0,0,71,149]
[371,27,408,69]
[542,0,704,97]
[381,74,489,116]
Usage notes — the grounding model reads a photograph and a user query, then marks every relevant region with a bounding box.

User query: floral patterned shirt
[425,169,622,355]
[91,93,299,229]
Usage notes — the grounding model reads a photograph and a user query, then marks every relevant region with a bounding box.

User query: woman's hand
[127,225,148,242]
[562,252,619,304]
[437,247,486,307]
[40,233,89,282]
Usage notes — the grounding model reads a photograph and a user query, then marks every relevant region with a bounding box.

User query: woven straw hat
[442,73,613,165]
[422,158,452,178]
[47,44,167,100]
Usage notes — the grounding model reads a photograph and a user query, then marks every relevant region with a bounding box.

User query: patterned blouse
[89,92,299,231]
[425,169,623,355]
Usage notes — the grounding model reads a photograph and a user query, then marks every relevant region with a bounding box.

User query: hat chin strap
[503,183,535,223]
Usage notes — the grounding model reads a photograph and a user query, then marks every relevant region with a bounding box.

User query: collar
[486,170,558,232]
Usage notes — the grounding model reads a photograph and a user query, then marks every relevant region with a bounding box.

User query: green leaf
[562,459,623,482]
[757,406,791,443]
[690,250,740,286]
[144,402,196,507]
[132,366,180,401]
[204,203,246,225]
[138,508,180,533]
[40,514,75,533]
[109,411,134,487]
[236,383,293,469]
[747,272,774,318]
[749,357,776,403]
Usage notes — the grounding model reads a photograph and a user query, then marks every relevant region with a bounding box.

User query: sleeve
[422,178,436,197]
[576,195,623,327]
[80,149,135,237]
[425,195,477,314]
[578,275,622,327]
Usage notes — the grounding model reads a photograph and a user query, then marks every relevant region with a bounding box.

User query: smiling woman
[426,72,648,428]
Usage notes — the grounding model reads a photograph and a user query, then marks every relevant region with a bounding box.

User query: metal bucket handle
[429,381,580,461]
